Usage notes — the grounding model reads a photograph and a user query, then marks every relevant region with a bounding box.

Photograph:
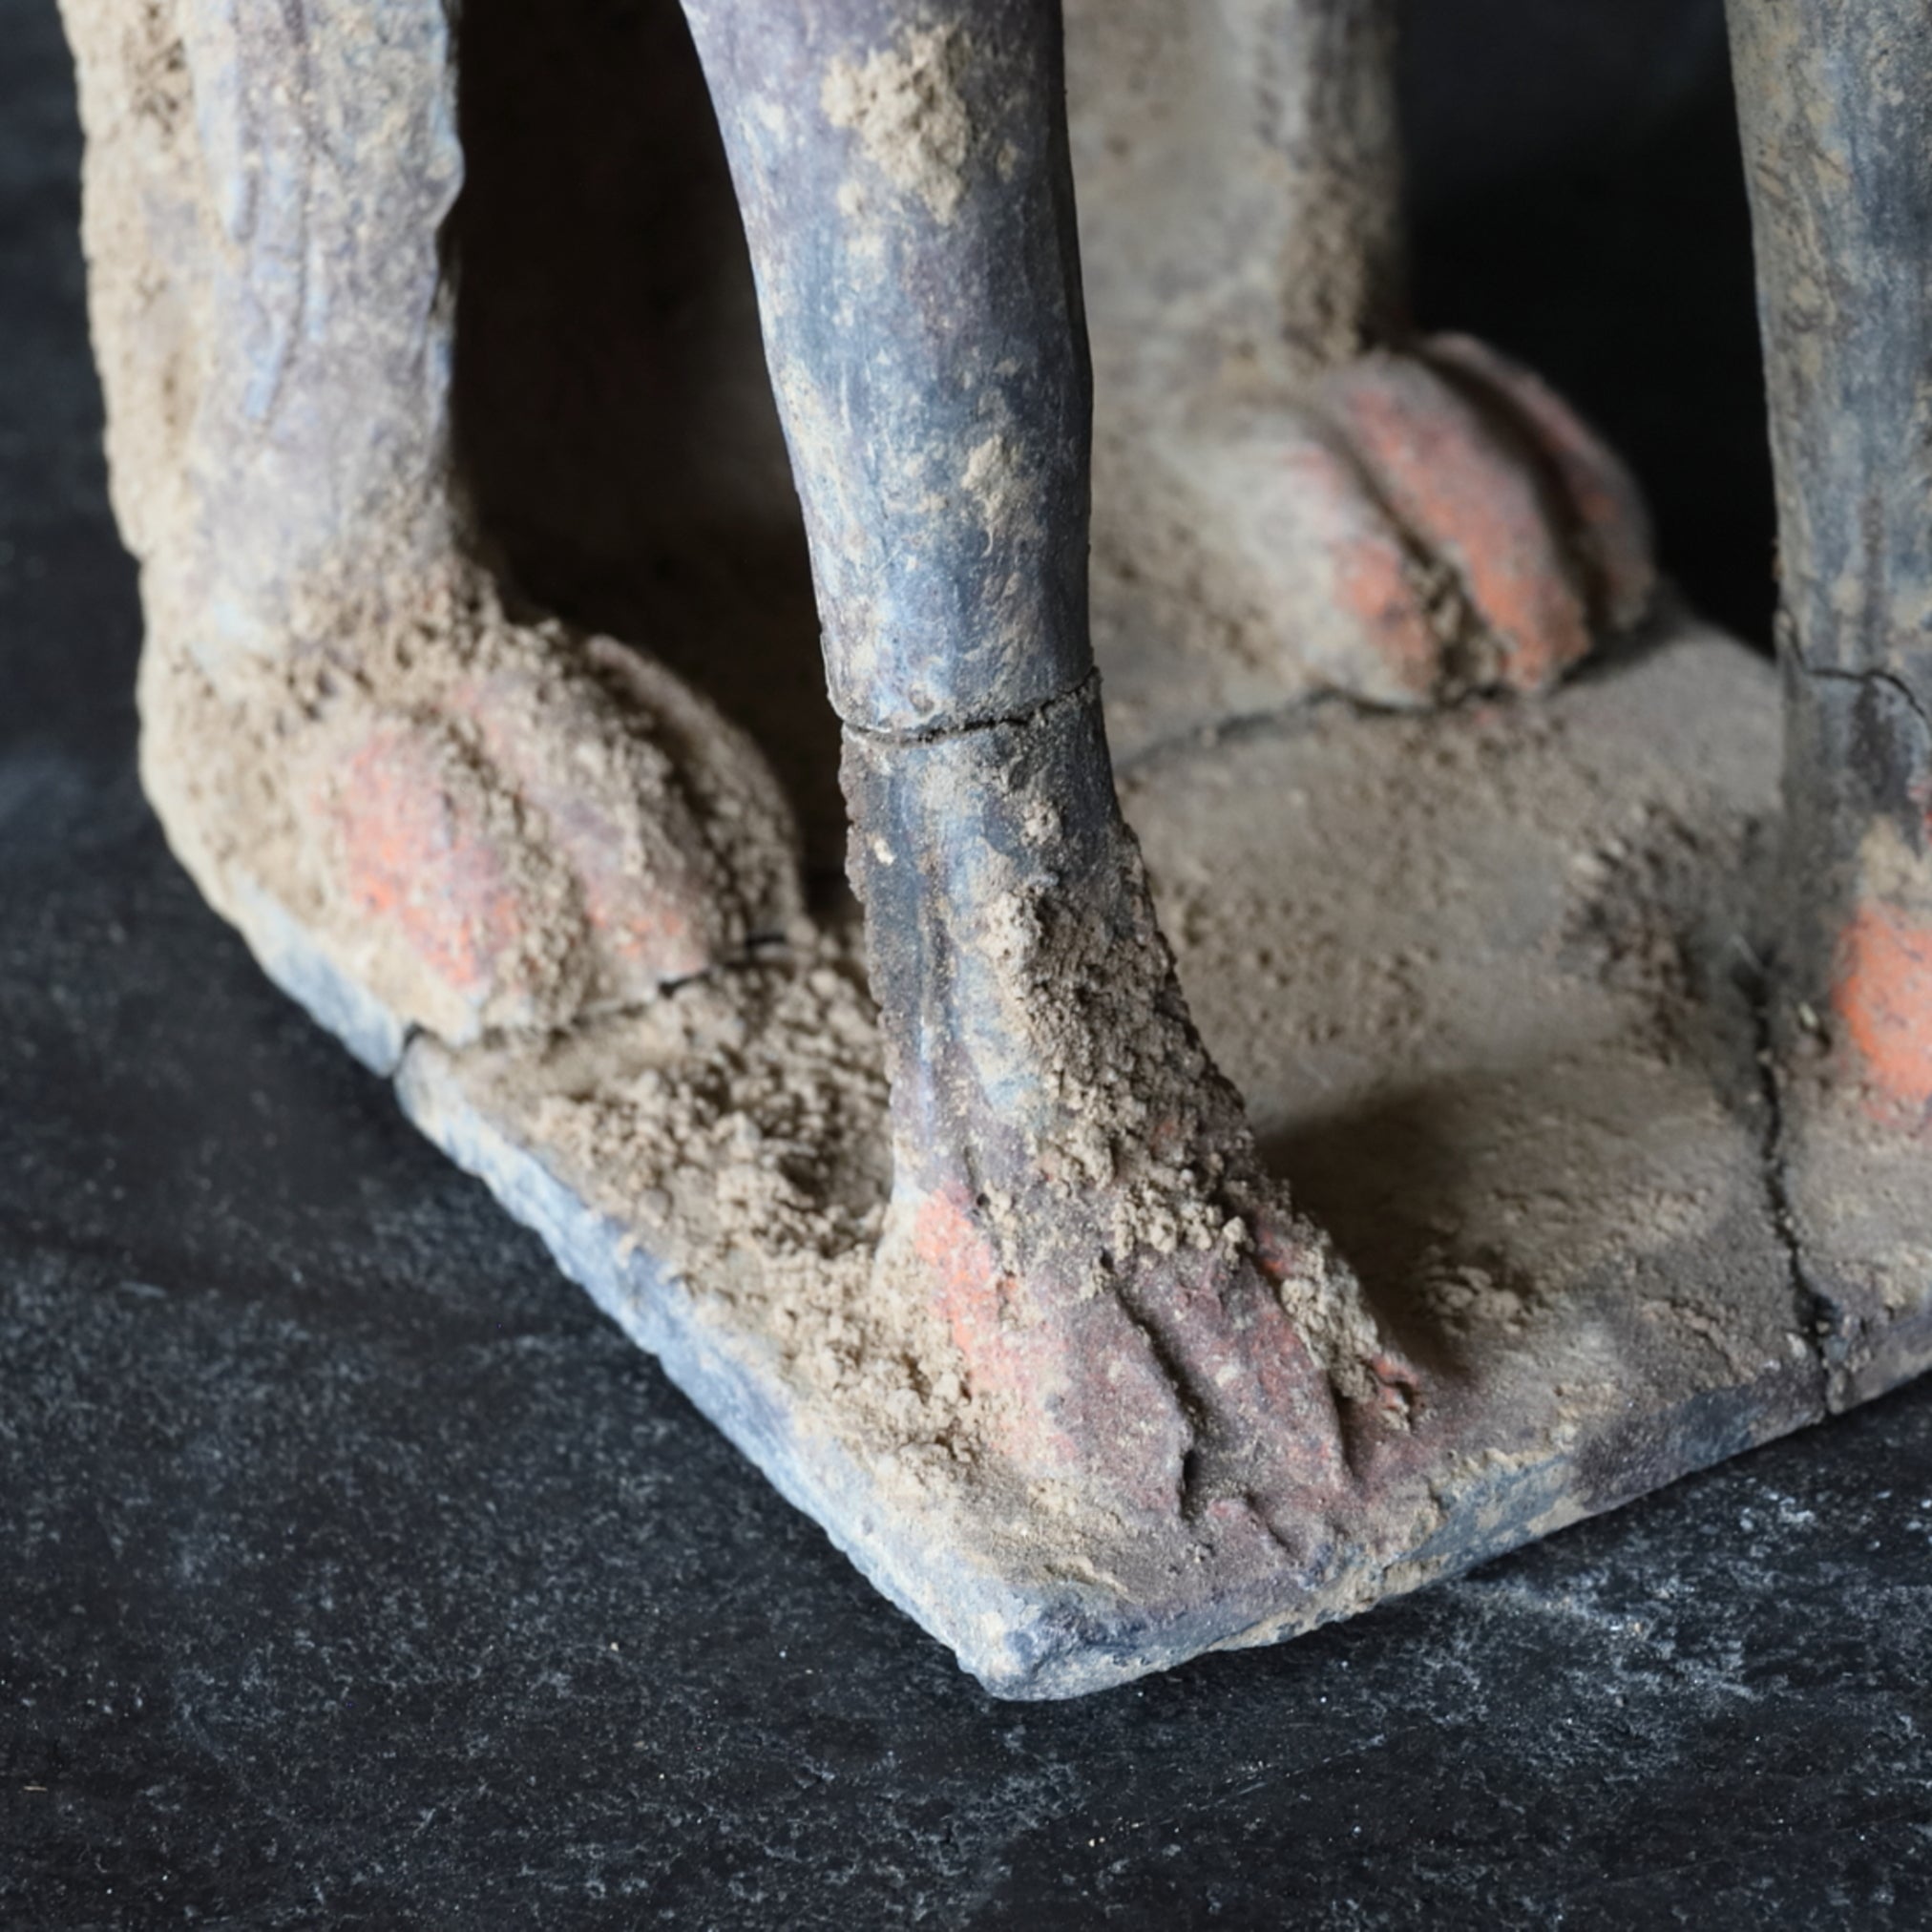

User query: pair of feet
[139,332,1654,1533]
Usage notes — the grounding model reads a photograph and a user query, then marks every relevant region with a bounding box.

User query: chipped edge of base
[228,873,410,1076]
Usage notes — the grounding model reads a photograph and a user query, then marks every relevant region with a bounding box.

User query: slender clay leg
[59,0,799,1066]
[1064,0,1656,705]
[679,0,1409,1536]
[1067,0,1404,386]
[67,0,458,672]
[1728,0,1932,1132]
[1728,0,1932,1404]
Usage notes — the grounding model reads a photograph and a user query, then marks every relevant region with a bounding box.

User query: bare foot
[140,564,803,1053]
[1775,909,1932,1407]
[1102,334,1655,708]
[847,682,1416,1544]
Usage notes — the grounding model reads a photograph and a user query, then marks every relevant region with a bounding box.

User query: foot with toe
[140,562,801,1063]
[1772,677,1932,1406]
[1101,334,1656,709]
[847,683,1416,1564]
[1064,0,1654,707]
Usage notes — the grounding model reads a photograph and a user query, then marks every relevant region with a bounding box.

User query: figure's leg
[1066,0,1657,706]
[1728,0,1932,1125]
[1728,0,1932,1394]
[679,0,1407,1532]
[59,0,799,1066]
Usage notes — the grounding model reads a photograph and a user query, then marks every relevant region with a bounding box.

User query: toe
[1171,409,1457,705]
[442,663,736,995]
[313,710,584,1041]
[1421,332,1656,633]
[1264,427,1458,705]
[899,1186,1197,1524]
[585,638,804,946]
[1832,898,1932,1129]
[892,1182,1397,1538]
[1321,349,1595,693]
[306,625,802,1045]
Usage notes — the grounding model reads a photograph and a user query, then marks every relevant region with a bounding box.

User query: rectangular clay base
[233,620,1922,1699]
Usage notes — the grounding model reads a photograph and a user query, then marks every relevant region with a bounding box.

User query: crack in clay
[1113,674,1522,789]
[1112,615,1697,789]
[842,669,1102,749]
[1789,635,1932,747]
[1104,1295,1210,1519]
[1744,956,1838,1389]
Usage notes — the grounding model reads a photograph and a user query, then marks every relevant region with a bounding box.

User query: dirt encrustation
[138,556,803,1046]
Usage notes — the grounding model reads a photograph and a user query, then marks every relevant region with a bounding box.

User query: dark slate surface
[3,0,1928,1923]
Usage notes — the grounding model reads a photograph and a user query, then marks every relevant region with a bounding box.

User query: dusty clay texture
[1120,623,1794,1401]
[431,925,917,1442]
[56,0,209,573]
[893,748,1384,1396]
[821,23,976,224]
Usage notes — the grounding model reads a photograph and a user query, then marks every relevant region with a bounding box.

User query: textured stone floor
[4,0,1929,1923]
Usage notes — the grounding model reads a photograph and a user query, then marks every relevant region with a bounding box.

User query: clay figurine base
[228,615,1927,1698]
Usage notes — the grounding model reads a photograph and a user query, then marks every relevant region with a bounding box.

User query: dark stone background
[2,0,1925,1923]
